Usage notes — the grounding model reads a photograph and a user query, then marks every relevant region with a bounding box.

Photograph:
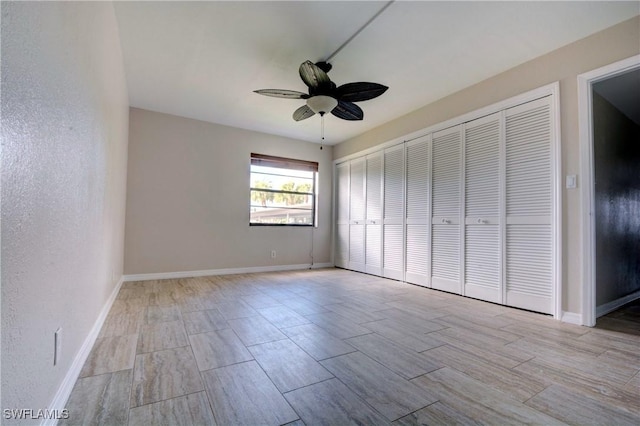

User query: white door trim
[578,55,640,327]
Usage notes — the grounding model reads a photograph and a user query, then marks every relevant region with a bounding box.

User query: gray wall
[1,2,129,415]
[593,91,640,306]
[124,108,333,275]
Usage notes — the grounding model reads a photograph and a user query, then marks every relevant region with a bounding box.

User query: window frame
[249,153,318,227]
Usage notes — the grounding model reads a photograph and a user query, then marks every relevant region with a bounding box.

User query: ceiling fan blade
[337,82,388,102]
[299,60,332,92]
[293,104,316,121]
[331,100,363,121]
[254,89,309,99]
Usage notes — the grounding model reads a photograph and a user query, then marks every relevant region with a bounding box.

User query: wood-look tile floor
[62,268,640,425]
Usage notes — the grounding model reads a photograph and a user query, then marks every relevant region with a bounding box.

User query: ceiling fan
[254,60,388,122]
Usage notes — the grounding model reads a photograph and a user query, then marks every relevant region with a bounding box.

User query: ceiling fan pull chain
[320,113,325,150]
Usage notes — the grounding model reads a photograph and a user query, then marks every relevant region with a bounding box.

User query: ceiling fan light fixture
[306,95,338,115]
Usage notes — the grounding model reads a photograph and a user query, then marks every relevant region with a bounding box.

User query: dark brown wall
[593,91,640,306]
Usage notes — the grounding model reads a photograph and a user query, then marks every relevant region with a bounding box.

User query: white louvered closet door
[365,152,383,276]
[464,113,502,303]
[431,126,462,294]
[383,144,405,280]
[335,162,350,268]
[349,157,366,273]
[505,96,554,314]
[405,136,431,286]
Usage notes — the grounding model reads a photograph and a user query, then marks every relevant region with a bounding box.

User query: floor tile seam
[431,338,531,370]
[499,324,587,341]
[236,334,290,348]
[346,331,442,371]
[302,316,375,340]
[75,368,134,382]
[418,366,553,419]
[503,336,585,357]
[138,316,189,329]
[519,388,576,425]
[279,376,337,398]
[252,309,308,331]
[396,400,443,423]
[623,370,639,387]
[313,368,395,423]
[196,355,257,374]
[185,325,233,337]
[512,353,640,395]
[252,342,337,387]
[200,336,303,423]
[270,320,314,330]
[128,389,211,410]
[146,301,183,308]
[597,347,640,363]
[432,318,517,341]
[417,343,450,357]
[135,342,191,356]
[320,348,429,396]
[245,335,343,367]
[126,353,136,420]
[408,366,449,385]
[220,312,262,321]
[79,363,137,380]
[522,377,640,417]
[520,383,554,406]
[185,336,218,399]
[505,351,536,371]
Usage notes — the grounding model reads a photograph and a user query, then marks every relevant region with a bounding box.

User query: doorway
[579,55,640,327]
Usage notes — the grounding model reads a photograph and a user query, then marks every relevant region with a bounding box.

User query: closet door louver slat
[505,97,553,314]
[365,152,383,276]
[464,114,501,303]
[349,158,366,272]
[405,137,430,286]
[383,144,405,280]
[335,224,349,268]
[406,225,429,280]
[335,162,349,268]
[366,224,382,273]
[431,127,462,294]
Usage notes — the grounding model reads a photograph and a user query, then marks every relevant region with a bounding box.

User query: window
[250,153,318,226]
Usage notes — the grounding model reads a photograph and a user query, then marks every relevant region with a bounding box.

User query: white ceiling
[113,1,639,145]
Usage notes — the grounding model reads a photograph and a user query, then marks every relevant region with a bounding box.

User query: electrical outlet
[270,250,277,259]
[54,328,62,366]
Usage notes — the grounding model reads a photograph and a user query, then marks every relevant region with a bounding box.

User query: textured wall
[593,91,640,306]
[333,16,640,316]
[124,108,332,275]
[1,1,129,416]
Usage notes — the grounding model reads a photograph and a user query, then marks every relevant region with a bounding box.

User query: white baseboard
[123,262,334,282]
[43,276,124,426]
[596,289,640,318]
[561,311,583,326]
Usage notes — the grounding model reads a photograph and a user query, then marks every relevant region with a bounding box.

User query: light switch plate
[566,175,577,189]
